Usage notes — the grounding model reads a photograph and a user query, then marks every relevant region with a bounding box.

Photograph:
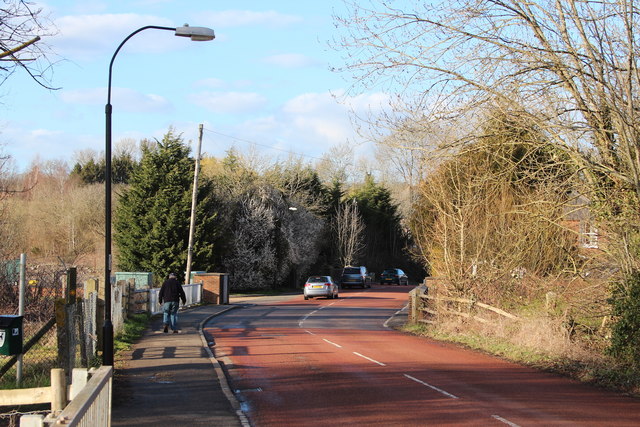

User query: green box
[115,272,153,289]
[0,315,23,355]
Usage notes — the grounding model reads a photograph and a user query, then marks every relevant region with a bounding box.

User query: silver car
[303,276,339,300]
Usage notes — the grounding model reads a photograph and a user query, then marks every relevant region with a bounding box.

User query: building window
[580,222,598,249]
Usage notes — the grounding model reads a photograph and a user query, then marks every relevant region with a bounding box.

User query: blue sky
[1,0,389,171]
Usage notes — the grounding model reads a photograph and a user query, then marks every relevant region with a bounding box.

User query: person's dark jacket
[159,277,186,305]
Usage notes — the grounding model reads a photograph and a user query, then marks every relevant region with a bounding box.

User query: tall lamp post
[104,24,215,366]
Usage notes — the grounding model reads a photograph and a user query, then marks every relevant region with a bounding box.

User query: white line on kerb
[383,303,409,329]
[299,305,330,328]
[323,339,342,348]
[353,352,386,366]
[404,374,459,399]
[299,309,319,328]
[491,415,521,427]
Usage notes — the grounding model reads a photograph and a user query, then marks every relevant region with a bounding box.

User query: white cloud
[211,90,389,161]
[193,78,253,90]
[52,13,187,59]
[190,91,267,114]
[198,10,302,29]
[61,87,171,113]
[31,129,64,138]
[60,88,104,105]
[263,53,319,69]
[194,78,226,89]
[281,92,355,143]
[2,123,99,171]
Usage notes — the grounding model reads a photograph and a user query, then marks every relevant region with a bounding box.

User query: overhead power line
[201,127,325,162]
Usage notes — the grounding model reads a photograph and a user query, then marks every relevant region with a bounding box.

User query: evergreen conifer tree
[352,174,407,272]
[114,129,220,282]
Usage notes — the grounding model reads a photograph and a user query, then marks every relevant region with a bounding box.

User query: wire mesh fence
[0,320,59,427]
[0,263,99,426]
[0,319,58,388]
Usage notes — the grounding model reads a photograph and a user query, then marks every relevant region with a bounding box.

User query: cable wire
[201,127,326,161]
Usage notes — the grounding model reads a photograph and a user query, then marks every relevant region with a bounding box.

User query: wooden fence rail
[0,367,112,427]
[0,368,66,410]
[409,283,519,325]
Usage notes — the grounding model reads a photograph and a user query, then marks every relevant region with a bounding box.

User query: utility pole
[17,253,26,386]
[186,124,203,284]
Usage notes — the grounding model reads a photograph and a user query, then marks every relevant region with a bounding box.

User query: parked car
[380,268,409,286]
[340,266,371,289]
[304,276,339,300]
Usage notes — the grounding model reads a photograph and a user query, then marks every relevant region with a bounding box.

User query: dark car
[380,268,409,286]
[340,266,371,289]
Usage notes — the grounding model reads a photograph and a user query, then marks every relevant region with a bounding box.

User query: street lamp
[103,24,215,366]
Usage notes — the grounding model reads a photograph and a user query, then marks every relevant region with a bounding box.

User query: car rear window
[382,269,397,274]
[343,268,360,274]
[308,276,328,282]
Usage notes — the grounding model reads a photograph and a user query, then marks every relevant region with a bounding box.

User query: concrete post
[51,368,66,411]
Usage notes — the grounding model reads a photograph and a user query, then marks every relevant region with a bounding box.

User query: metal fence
[1,277,202,425]
[43,366,112,427]
[147,283,203,315]
[0,319,58,386]
[0,319,59,425]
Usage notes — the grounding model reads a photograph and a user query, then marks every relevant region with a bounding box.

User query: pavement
[110,303,248,427]
[109,291,409,427]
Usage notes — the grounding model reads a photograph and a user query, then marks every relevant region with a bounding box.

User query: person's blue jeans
[163,301,179,331]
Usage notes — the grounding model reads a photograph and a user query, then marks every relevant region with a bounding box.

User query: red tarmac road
[204,286,640,426]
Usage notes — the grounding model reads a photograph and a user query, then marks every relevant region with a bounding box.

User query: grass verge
[402,322,640,396]
[113,313,152,356]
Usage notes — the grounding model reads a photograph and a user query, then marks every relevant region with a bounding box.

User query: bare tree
[7,160,103,266]
[333,199,365,267]
[336,0,640,274]
[225,192,278,290]
[315,142,355,184]
[0,0,58,89]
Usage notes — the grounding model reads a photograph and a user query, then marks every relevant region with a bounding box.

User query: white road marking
[323,339,342,348]
[299,309,320,328]
[383,303,409,328]
[491,415,521,427]
[404,374,459,399]
[353,352,386,366]
[305,330,315,335]
[299,303,332,328]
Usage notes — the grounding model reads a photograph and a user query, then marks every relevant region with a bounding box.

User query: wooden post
[51,368,66,411]
[56,269,79,378]
[55,299,67,375]
[77,300,88,368]
[66,269,77,376]
[410,288,419,323]
[90,279,105,353]
[128,278,136,316]
[66,268,77,305]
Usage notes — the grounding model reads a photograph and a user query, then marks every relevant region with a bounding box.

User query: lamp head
[175,24,215,41]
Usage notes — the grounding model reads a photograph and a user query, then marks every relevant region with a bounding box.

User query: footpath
[110,303,248,427]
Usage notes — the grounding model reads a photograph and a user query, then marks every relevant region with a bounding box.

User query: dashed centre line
[404,374,459,399]
[294,303,523,425]
[353,351,386,366]
[491,415,521,427]
[323,338,342,348]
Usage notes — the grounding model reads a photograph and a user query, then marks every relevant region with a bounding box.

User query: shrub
[608,272,640,367]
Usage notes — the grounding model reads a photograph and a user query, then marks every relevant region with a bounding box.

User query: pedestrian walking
[159,272,186,333]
